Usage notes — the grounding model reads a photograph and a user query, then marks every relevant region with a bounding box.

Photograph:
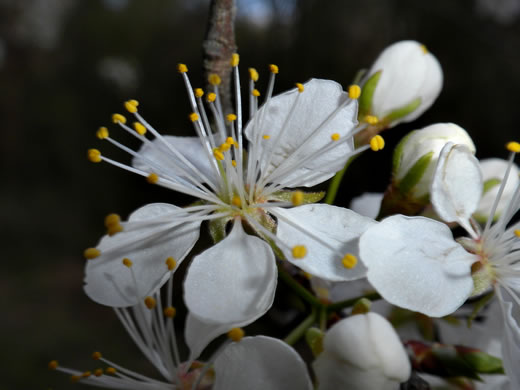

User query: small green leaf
[398,151,434,195]
[358,70,381,117]
[461,351,504,374]
[483,178,501,194]
[467,290,494,327]
[392,131,416,176]
[208,216,231,243]
[305,327,324,357]
[431,345,481,380]
[383,97,422,123]
[268,190,325,205]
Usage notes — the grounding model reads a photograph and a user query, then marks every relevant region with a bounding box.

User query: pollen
[248,67,259,81]
[515,229,520,238]
[291,190,304,206]
[133,122,147,135]
[226,137,235,145]
[105,367,117,375]
[87,149,102,163]
[227,327,245,342]
[263,135,270,140]
[124,100,138,113]
[107,224,123,236]
[292,245,307,259]
[331,133,340,141]
[164,306,177,318]
[295,83,304,93]
[219,142,231,152]
[94,368,103,377]
[348,85,361,99]
[177,63,188,73]
[231,195,242,207]
[128,99,139,107]
[252,89,260,97]
[189,112,199,122]
[226,113,237,122]
[92,351,102,360]
[214,149,225,161]
[269,64,279,74]
[122,258,133,267]
[230,53,240,67]
[420,44,428,54]
[370,135,385,151]
[365,115,379,125]
[194,88,204,98]
[166,256,177,270]
[84,247,101,260]
[342,253,358,269]
[207,92,217,102]
[112,113,126,124]
[208,74,221,86]
[144,296,156,309]
[147,173,159,184]
[82,371,92,378]
[48,360,58,370]
[96,126,109,139]
[232,160,237,167]
[104,213,120,228]
[506,141,520,153]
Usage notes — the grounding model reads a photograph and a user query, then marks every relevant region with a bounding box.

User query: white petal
[132,135,218,187]
[184,220,277,324]
[350,192,383,219]
[84,203,200,307]
[359,215,476,317]
[431,143,483,231]
[184,313,231,362]
[245,78,358,187]
[213,336,313,390]
[274,204,376,281]
[499,297,520,389]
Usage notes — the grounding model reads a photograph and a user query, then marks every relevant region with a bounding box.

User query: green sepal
[305,327,324,357]
[467,290,494,328]
[383,97,422,124]
[351,298,371,315]
[352,68,367,85]
[461,350,504,375]
[248,210,286,260]
[268,190,325,205]
[398,151,434,195]
[431,345,481,380]
[358,70,381,117]
[392,131,416,176]
[208,216,232,244]
[483,178,501,194]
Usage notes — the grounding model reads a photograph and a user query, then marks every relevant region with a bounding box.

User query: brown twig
[203,0,237,116]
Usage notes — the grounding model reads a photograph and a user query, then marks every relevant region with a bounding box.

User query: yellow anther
[291,191,304,206]
[231,160,237,167]
[207,92,217,102]
[94,368,103,377]
[295,83,304,93]
[348,84,361,99]
[342,253,358,269]
[189,112,199,122]
[87,148,102,163]
[104,213,120,228]
[84,247,101,260]
[107,224,123,236]
[166,256,177,270]
[515,229,520,238]
[112,113,126,124]
[420,44,428,54]
[364,115,379,125]
[48,360,58,370]
[96,126,109,140]
[208,73,221,86]
[147,173,159,184]
[506,141,520,153]
[177,63,188,73]
[263,135,270,140]
[220,142,231,152]
[226,113,237,122]
[370,135,385,151]
[122,258,133,268]
[331,133,340,141]
[133,122,147,135]
[144,296,156,309]
[105,367,117,375]
[124,100,138,113]
[230,53,240,67]
[269,64,279,74]
[128,99,139,107]
[70,375,81,383]
[92,351,102,360]
[226,137,235,145]
[82,371,92,378]
[252,89,260,97]
[292,245,307,259]
[214,149,225,161]
[231,195,242,207]
[194,88,204,98]
[227,327,245,342]
[164,306,177,318]
[248,67,259,81]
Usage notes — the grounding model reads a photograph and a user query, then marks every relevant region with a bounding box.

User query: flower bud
[313,312,411,390]
[359,40,443,128]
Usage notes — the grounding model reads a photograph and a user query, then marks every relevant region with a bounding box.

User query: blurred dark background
[2,0,519,388]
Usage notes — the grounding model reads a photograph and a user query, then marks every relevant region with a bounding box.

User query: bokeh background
[2,0,520,388]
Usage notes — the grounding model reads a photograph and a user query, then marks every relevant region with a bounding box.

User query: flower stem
[327,291,381,312]
[284,309,317,345]
[277,265,321,307]
[324,155,358,205]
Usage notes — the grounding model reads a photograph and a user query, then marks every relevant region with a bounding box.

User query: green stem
[324,155,358,205]
[327,291,381,313]
[284,309,316,345]
[319,305,328,331]
[277,265,321,307]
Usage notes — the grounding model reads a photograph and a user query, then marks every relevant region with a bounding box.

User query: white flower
[350,192,383,219]
[313,312,411,390]
[83,57,378,352]
[359,40,443,128]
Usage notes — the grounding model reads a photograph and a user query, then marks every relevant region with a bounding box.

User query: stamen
[208,74,221,86]
[231,195,242,207]
[96,126,109,139]
[269,64,279,74]
[93,368,103,377]
[122,258,133,267]
[295,83,304,93]
[291,191,304,206]
[189,112,199,122]
[133,122,146,135]
[506,141,520,153]
[252,89,260,97]
[230,53,240,67]
[213,149,225,161]
[144,296,156,310]
[206,92,217,102]
[87,149,102,163]
[331,133,340,141]
[105,367,117,375]
[292,245,307,259]
[194,88,204,98]
[146,173,159,184]
[262,135,270,140]
[365,115,379,125]
[342,253,358,269]
[165,257,177,270]
[164,306,176,318]
[420,44,428,54]
[84,248,100,260]
[515,230,520,238]
[226,114,237,122]
[104,213,120,227]
[177,63,188,73]
[227,327,244,342]
[48,360,58,370]
[112,113,126,124]
[348,84,361,99]
[124,100,138,113]
[231,160,237,167]
[248,68,259,82]
[92,351,102,360]
[369,135,385,151]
